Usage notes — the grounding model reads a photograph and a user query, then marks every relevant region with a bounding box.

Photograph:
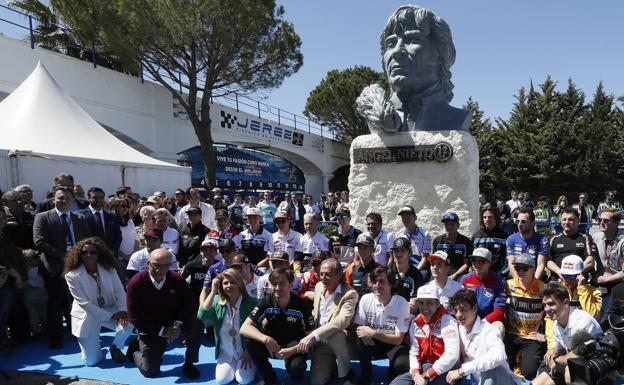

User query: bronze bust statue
[357,5,471,133]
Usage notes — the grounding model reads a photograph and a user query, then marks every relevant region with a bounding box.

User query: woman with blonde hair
[64,237,133,366]
[198,268,257,384]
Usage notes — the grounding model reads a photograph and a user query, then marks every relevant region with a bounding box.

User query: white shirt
[304,203,320,215]
[149,273,167,290]
[424,279,463,312]
[301,231,330,253]
[272,230,303,263]
[506,199,520,214]
[553,308,602,352]
[459,316,521,384]
[127,248,178,272]
[354,293,411,334]
[318,284,342,326]
[367,229,395,266]
[162,227,180,255]
[178,202,216,229]
[119,219,138,256]
[219,296,243,361]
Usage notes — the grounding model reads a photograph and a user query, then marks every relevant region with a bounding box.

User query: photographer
[533,282,602,385]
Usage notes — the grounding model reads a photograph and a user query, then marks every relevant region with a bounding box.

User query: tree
[304,66,387,144]
[51,0,303,188]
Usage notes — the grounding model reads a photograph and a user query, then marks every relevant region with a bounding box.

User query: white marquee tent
[0,62,191,199]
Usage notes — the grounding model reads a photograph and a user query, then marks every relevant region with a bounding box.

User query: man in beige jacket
[297,258,359,385]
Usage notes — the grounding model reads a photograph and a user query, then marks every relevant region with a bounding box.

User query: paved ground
[0,371,122,385]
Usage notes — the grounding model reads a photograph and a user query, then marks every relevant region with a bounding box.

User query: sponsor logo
[220,110,304,147]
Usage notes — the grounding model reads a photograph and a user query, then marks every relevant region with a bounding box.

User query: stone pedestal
[348,130,479,236]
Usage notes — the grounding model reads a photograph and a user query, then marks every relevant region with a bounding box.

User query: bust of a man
[357,5,471,133]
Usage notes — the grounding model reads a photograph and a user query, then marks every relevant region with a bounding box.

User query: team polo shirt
[345,259,380,298]
[272,230,303,263]
[553,308,602,352]
[424,279,463,312]
[329,226,362,250]
[459,271,506,323]
[504,278,546,336]
[472,227,509,273]
[256,271,302,300]
[432,233,474,274]
[366,229,395,266]
[248,293,315,346]
[395,226,432,265]
[301,231,330,254]
[354,293,411,334]
[391,264,425,301]
[234,227,274,265]
[506,231,549,267]
[549,232,596,268]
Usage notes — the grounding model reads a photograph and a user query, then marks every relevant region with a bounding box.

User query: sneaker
[109,345,126,363]
[126,339,140,362]
[182,361,200,379]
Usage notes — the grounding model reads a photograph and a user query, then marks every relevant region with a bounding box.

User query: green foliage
[473,77,624,202]
[304,66,387,144]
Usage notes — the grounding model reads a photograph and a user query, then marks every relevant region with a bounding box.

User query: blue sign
[180,145,305,191]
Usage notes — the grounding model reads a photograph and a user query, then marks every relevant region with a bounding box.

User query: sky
[1,1,623,123]
[267,0,624,121]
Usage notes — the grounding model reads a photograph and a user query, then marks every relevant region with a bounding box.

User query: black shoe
[182,361,200,379]
[109,345,126,363]
[126,339,139,362]
[48,339,63,350]
[340,370,355,385]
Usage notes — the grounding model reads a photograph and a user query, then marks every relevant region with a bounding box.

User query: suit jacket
[65,263,128,338]
[78,208,122,254]
[33,209,90,276]
[311,281,359,342]
[35,197,89,215]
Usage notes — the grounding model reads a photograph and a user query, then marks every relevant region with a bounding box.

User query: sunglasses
[514,265,531,272]
[275,220,287,224]
[80,250,98,256]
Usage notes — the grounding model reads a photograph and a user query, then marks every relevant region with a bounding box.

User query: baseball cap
[245,207,261,216]
[416,285,439,300]
[355,234,375,248]
[391,237,412,252]
[398,205,415,215]
[144,228,163,240]
[215,208,229,218]
[428,250,449,263]
[274,211,290,220]
[231,254,250,266]
[513,253,535,268]
[186,207,202,215]
[469,247,492,263]
[559,255,584,277]
[441,212,459,223]
[218,238,236,250]
[146,196,159,205]
[211,187,222,193]
[200,238,218,248]
[270,251,290,262]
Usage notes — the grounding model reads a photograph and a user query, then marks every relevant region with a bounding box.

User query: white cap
[200,238,218,248]
[416,285,439,300]
[559,255,584,276]
[428,250,449,263]
[245,207,262,216]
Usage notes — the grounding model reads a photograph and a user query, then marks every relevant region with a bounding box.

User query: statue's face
[382,27,439,93]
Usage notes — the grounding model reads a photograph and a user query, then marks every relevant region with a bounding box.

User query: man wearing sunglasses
[328,207,362,263]
[548,208,598,283]
[506,207,549,281]
[595,208,624,323]
[504,253,547,380]
[364,212,395,266]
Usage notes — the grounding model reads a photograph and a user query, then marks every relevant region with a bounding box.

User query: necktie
[95,211,105,237]
[61,213,73,250]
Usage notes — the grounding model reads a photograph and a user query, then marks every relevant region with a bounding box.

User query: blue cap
[441,212,459,223]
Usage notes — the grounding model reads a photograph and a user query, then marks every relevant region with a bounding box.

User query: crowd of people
[1,173,624,385]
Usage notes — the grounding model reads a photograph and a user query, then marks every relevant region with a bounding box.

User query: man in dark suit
[35,173,89,214]
[78,187,122,256]
[33,187,90,348]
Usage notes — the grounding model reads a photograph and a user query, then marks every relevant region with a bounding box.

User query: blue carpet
[4,332,621,385]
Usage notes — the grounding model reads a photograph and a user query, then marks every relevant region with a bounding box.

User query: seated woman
[64,237,133,366]
[198,268,257,385]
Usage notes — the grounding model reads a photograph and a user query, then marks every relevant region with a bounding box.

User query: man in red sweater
[126,248,203,379]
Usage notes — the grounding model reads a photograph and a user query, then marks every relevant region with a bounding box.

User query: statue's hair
[380,5,456,102]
